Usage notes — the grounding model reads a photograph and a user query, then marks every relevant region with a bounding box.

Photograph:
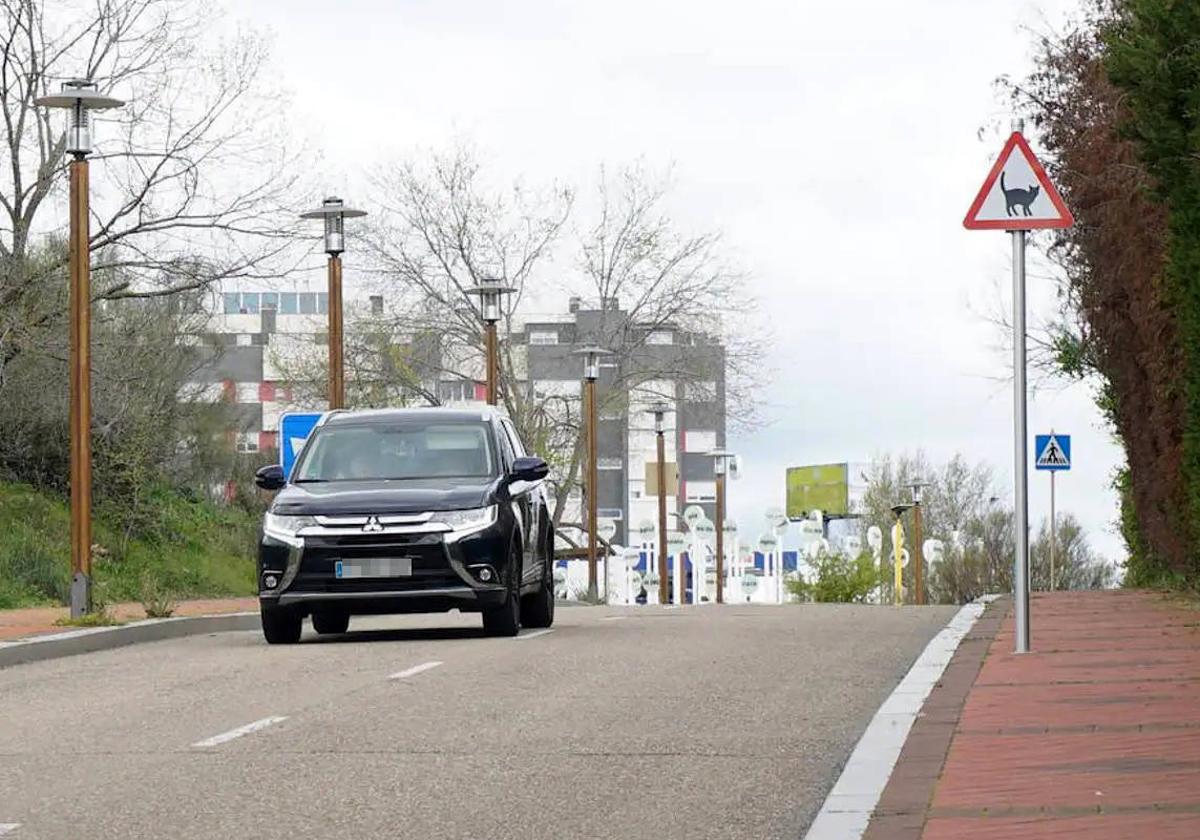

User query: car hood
[271,477,498,515]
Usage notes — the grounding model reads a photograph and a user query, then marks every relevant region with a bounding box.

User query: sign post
[1035,432,1071,591]
[965,120,1074,653]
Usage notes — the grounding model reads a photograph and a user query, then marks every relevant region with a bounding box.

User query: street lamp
[573,345,612,599]
[709,449,737,605]
[645,402,673,604]
[464,277,515,405]
[35,79,124,618]
[905,479,931,605]
[300,197,367,409]
[890,503,914,606]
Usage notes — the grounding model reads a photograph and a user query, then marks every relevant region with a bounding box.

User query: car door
[500,418,541,586]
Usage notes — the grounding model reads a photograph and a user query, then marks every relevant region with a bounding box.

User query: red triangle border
[963,132,1074,230]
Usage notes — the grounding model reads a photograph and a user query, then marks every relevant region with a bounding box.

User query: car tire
[261,603,302,645]
[311,609,350,635]
[521,537,555,629]
[482,541,521,637]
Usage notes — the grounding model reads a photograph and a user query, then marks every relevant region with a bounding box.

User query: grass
[0,480,258,610]
[54,610,124,628]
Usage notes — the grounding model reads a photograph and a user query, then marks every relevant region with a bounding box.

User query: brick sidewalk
[0,597,258,641]
[868,590,1200,840]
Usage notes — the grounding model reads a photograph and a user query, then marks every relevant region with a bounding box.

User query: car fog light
[264,574,278,589]
[479,568,493,582]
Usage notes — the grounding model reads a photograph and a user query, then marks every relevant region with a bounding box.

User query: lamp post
[709,449,737,605]
[300,197,367,409]
[574,346,611,600]
[35,80,124,618]
[646,402,673,604]
[906,480,931,605]
[464,277,515,405]
[890,503,914,606]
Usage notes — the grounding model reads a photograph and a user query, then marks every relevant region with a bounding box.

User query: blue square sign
[279,412,323,479]
[1034,434,1071,471]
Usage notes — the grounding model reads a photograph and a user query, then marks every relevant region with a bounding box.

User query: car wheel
[521,537,555,629]
[482,541,521,637]
[311,609,350,635]
[261,603,302,645]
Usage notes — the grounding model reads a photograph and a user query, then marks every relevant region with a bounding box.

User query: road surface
[0,603,955,839]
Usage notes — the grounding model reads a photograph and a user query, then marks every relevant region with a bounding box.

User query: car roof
[319,407,507,427]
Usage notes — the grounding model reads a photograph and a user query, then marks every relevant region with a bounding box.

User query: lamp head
[644,401,671,433]
[572,345,611,381]
[35,79,124,158]
[463,277,515,323]
[300,196,367,255]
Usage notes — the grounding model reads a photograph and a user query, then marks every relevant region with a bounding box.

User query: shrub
[788,552,882,603]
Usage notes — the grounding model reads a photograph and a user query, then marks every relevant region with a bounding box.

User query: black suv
[253,408,554,643]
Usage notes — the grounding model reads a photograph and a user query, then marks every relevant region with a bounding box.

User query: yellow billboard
[786,463,850,518]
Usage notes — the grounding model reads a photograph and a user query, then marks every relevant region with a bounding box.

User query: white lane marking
[514,628,554,640]
[192,715,288,748]
[602,615,627,621]
[802,597,992,840]
[388,660,443,680]
[0,824,19,836]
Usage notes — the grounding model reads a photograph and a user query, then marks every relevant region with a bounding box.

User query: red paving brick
[920,590,1200,838]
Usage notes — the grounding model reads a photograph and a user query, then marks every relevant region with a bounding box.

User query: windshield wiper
[292,478,328,483]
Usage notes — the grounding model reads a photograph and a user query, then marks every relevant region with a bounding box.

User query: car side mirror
[510,456,549,483]
[255,464,286,491]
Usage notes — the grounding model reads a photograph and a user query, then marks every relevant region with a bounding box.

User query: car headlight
[263,512,317,543]
[435,506,497,534]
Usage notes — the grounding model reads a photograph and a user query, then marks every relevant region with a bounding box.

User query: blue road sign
[1034,434,1071,471]
[279,412,322,478]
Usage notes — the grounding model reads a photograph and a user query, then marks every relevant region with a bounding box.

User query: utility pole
[647,403,672,605]
[465,278,515,406]
[710,450,736,605]
[35,80,124,618]
[300,197,367,410]
[906,480,931,605]
[575,346,611,600]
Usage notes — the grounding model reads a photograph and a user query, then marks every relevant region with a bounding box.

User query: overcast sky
[241,0,1122,559]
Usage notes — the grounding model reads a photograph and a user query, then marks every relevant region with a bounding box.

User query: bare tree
[0,0,307,375]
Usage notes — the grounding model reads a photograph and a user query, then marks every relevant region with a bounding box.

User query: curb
[802,595,1006,840]
[0,612,260,669]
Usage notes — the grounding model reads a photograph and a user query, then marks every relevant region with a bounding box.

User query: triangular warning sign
[1036,436,1069,468]
[964,132,1074,231]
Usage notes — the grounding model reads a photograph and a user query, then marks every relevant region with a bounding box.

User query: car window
[294,421,497,481]
[494,421,516,471]
[500,419,526,458]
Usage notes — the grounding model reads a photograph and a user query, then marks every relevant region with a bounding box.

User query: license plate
[335,558,413,579]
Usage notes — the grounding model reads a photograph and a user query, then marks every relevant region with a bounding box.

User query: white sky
[239,0,1122,560]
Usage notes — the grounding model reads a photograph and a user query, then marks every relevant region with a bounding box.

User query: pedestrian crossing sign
[1034,434,1071,471]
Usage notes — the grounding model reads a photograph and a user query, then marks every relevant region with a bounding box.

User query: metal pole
[715,472,725,604]
[327,254,344,409]
[69,158,93,618]
[585,377,599,600]
[485,321,498,406]
[656,430,668,604]
[893,517,903,606]
[913,501,924,605]
[1049,469,1056,592]
[1013,229,1031,653]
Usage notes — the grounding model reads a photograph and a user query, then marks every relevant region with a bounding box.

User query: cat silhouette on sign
[1001,171,1040,217]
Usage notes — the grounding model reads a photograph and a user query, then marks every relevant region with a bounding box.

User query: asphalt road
[0,603,955,840]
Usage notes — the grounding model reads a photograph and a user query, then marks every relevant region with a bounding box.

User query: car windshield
[293,420,497,482]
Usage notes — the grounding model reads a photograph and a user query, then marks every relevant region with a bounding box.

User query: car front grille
[291,532,463,592]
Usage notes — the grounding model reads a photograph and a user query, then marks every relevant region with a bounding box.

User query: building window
[235,334,252,347]
[529,330,559,346]
[235,382,260,403]
[317,292,329,314]
[299,293,317,314]
[223,293,240,314]
[684,430,716,453]
[646,330,673,345]
[685,481,717,503]
[370,295,384,315]
[261,292,279,311]
[235,433,259,454]
[684,381,717,402]
[598,457,623,470]
[242,292,260,314]
[532,379,579,400]
[597,508,624,520]
[280,293,298,314]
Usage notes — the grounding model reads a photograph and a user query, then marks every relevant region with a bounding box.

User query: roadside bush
[788,552,881,603]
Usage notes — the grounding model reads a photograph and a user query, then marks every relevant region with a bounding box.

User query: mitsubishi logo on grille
[362,516,384,533]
